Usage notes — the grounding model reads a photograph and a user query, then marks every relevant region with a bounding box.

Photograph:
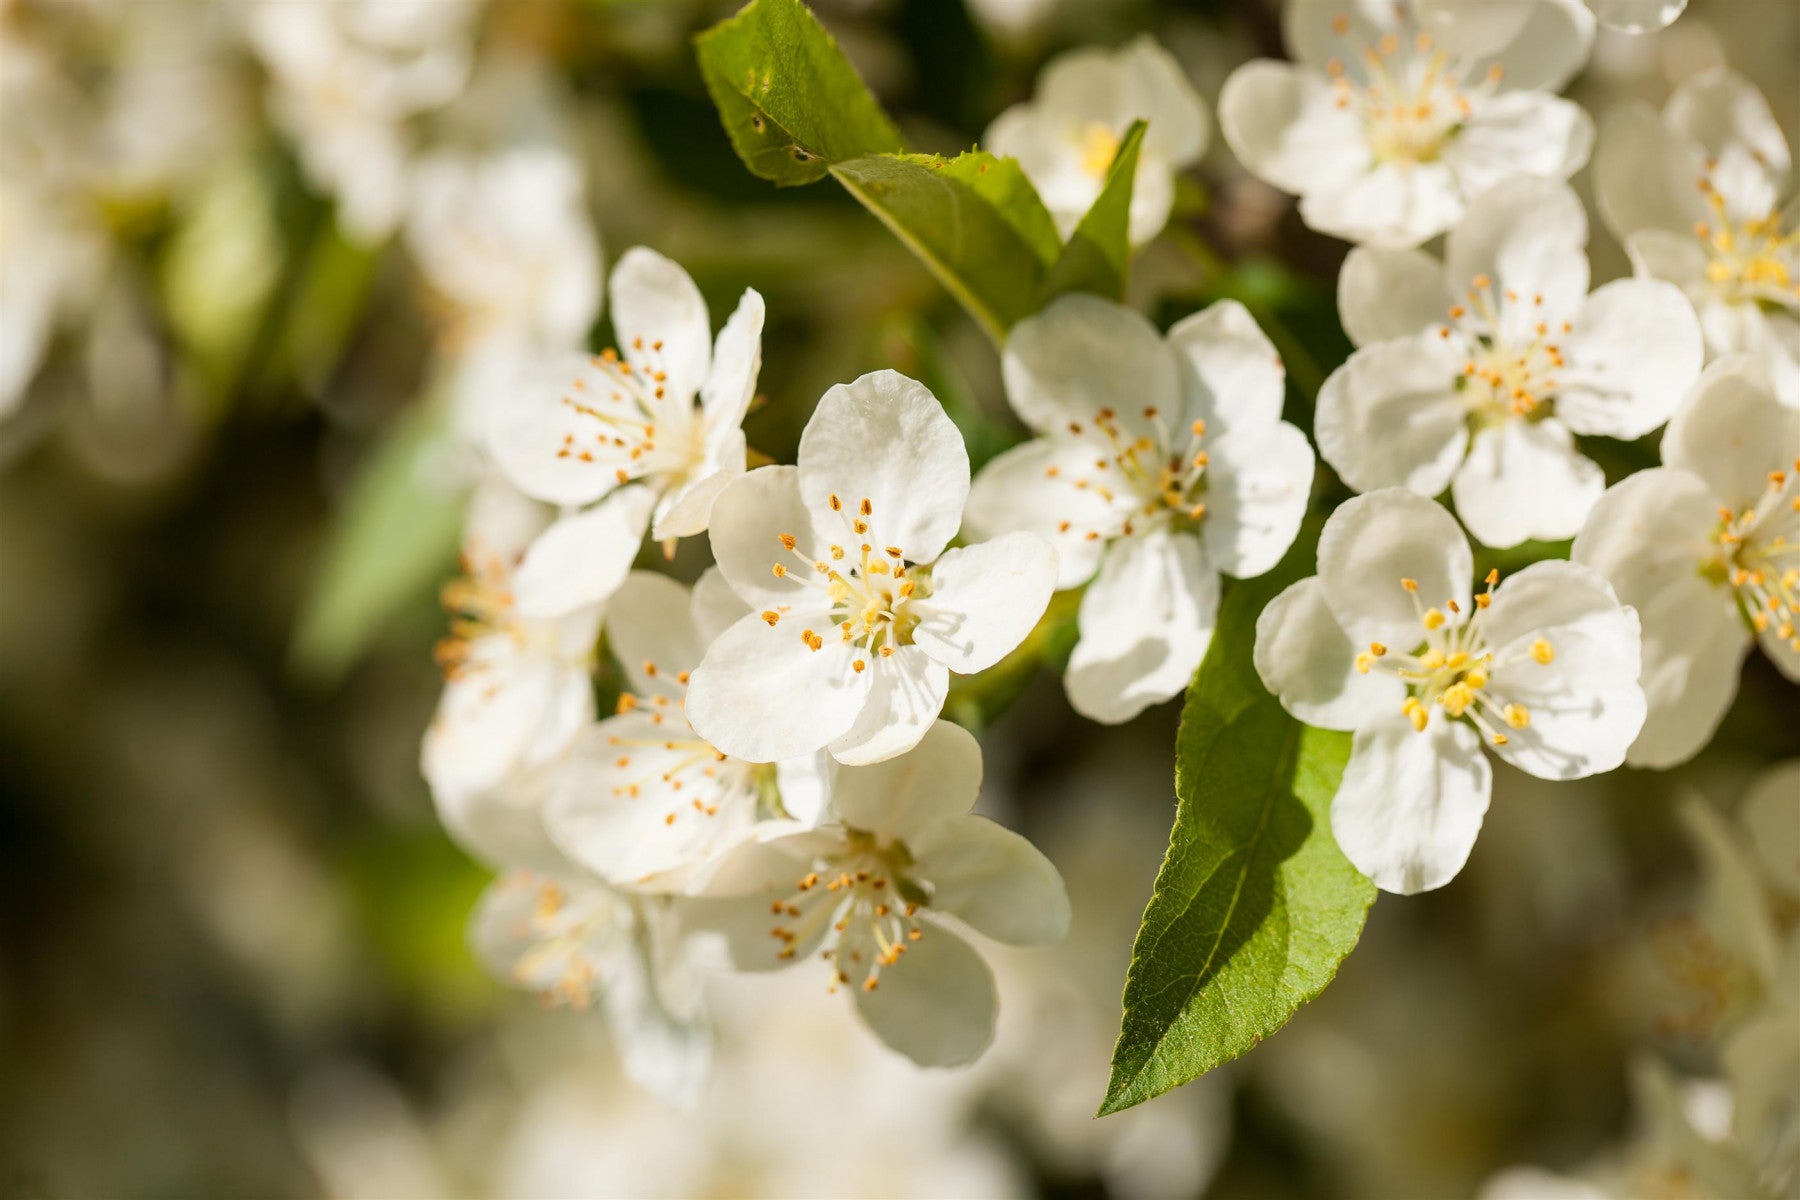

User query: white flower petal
[700,287,764,434]
[1557,279,1704,438]
[486,353,631,507]
[798,370,969,565]
[1314,335,1469,497]
[609,246,711,407]
[422,653,595,820]
[1167,298,1287,436]
[1473,0,1595,94]
[1594,103,1706,241]
[1488,618,1646,781]
[1002,295,1181,441]
[1412,0,1534,60]
[1625,228,1710,293]
[1451,419,1604,548]
[1065,529,1220,724]
[430,756,569,875]
[913,815,1070,946]
[1317,487,1474,648]
[1443,175,1589,327]
[512,486,655,618]
[1445,92,1593,200]
[684,830,839,967]
[911,532,1058,674]
[650,429,745,542]
[689,565,749,645]
[828,644,951,766]
[1664,68,1791,195]
[853,920,997,1068]
[1281,0,1396,75]
[606,571,705,694]
[1333,708,1492,895]
[829,717,982,839]
[686,609,872,763]
[706,465,816,612]
[1663,356,1800,511]
[1115,34,1209,166]
[1300,161,1463,249]
[1254,576,1407,731]
[1337,245,1452,349]
[1201,419,1315,578]
[1217,60,1370,199]
[964,438,1119,589]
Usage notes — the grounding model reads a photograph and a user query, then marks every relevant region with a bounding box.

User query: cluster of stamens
[503,873,622,1010]
[766,495,923,673]
[1324,18,1502,167]
[609,659,756,833]
[1714,461,1800,652]
[1355,569,1553,746]
[433,550,519,680]
[1693,170,1800,305]
[1044,406,1209,543]
[1440,274,1572,423]
[766,831,926,993]
[552,338,701,486]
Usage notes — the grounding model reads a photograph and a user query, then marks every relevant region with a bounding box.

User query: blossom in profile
[1219,0,1595,247]
[984,35,1209,244]
[1256,489,1644,893]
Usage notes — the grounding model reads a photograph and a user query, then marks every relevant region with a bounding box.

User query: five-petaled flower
[686,370,1058,765]
[1320,176,1703,548]
[967,295,1314,723]
[1573,357,1800,769]
[1219,0,1595,248]
[1255,488,1645,893]
[688,720,1069,1067]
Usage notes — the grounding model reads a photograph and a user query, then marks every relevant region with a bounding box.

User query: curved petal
[1624,229,1710,294]
[910,532,1058,674]
[1166,298,1286,436]
[1450,419,1604,549]
[1201,419,1315,578]
[1282,0,1395,72]
[706,465,816,612]
[1126,156,1178,246]
[605,571,704,694]
[964,438,1120,589]
[1475,0,1595,94]
[827,644,951,766]
[1443,175,1589,327]
[1594,103,1707,241]
[1412,0,1534,60]
[1557,279,1705,438]
[798,370,969,565]
[853,921,996,1068]
[1479,558,1627,648]
[1116,34,1209,166]
[700,287,764,434]
[829,717,982,839]
[689,565,749,646]
[1317,487,1474,648]
[1664,68,1791,193]
[1663,357,1800,511]
[1488,616,1646,781]
[685,609,872,764]
[486,353,633,507]
[1333,708,1492,895]
[1254,576,1407,731]
[609,246,711,406]
[511,485,655,619]
[430,758,569,875]
[1299,160,1463,249]
[1314,335,1469,497]
[1446,92,1593,199]
[1217,59,1369,198]
[1065,529,1220,724]
[650,430,744,542]
[423,654,594,813]
[914,815,1070,947]
[1337,245,1452,349]
[1001,295,1180,442]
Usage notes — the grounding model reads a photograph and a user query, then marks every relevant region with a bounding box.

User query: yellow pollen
[1530,638,1555,665]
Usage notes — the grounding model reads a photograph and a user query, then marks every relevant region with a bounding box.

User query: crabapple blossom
[1321,175,1703,548]
[1218,0,1595,247]
[686,370,1057,765]
[1595,68,1800,407]
[1572,357,1800,769]
[1255,488,1645,893]
[983,35,1209,245]
[965,295,1314,723]
[489,247,764,617]
[688,719,1069,1067]
[543,569,829,894]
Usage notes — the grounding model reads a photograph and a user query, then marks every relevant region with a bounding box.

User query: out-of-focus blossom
[1220,0,1595,247]
[1573,356,1800,769]
[1596,68,1800,407]
[1585,0,1686,35]
[1321,175,1702,548]
[968,295,1313,722]
[984,35,1209,244]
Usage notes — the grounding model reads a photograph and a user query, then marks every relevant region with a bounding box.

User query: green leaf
[695,0,903,187]
[289,400,467,686]
[831,151,1062,342]
[934,151,1062,267]
[1099,530,1376,1116]
[1039,120,1144,307]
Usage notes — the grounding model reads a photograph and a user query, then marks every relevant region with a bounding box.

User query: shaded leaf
[1039,120,1144,307]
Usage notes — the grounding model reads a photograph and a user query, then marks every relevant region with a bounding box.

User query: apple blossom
[1219,0,1595,248]
[966,295,1314,723]
[1320,175,1703,548]
[487,247,765,617]
[983,35,1209,245]
[1255,488,1645,893]
[686,370,1057,765]
[1572,357,1800,769]
[688,719,1070,1067]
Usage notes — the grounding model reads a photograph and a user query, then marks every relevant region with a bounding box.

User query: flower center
[1693,175,1800,309]
[433,553,523,677]
[1044,406,1210,543]
[502,872,630,1009]
[610,662,765,835]
[1325,22,1502,168]
[554,340,706,487]
[766,829,928,992]
[1712,461,1800,652]
[1354,571,1548,746]
[1440,274,1571,427]
[1077,122,1122,179]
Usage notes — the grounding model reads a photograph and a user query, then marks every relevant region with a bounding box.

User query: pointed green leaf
[1039,120,1144,306]
[696,0,903,187]
[1099,530,1375,1115]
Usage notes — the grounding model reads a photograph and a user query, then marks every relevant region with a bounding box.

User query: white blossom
[1320,175,1704,548]
[1595,68,1800,407]
[1219,0,1595,247]
[1256,488,1645,893]
[966,295,1314,723]
[688,719,1070,1067]
[487,247,765,617]
[984,35,1209,244]
[686,370,1057,765]
[1572,356,1800,769]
